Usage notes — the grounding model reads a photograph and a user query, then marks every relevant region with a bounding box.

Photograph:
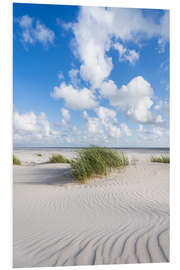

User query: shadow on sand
[13,164,76,186]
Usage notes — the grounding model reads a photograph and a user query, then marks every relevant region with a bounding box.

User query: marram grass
[36,153,42,157]
[70,147,129,183]
[151,155,170,163]
[48,154,70,163]
[13,155,21,165]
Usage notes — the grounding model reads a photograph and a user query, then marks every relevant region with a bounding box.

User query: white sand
[13,149,169,267]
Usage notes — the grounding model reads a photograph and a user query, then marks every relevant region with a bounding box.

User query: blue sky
[13,3,169,147]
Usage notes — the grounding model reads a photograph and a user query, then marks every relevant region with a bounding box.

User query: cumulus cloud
[51,82,98,110]
[114,43,139,65]
[96,107,122,138]
[13,111,60,145]
[95,106,117,126]
[17,15,55,47]
[14,111,37,132]
[69,7,169,87]
[85,115,102,134]
[13,110,82,146]
[100,76,164,124]
[82,106,129,140]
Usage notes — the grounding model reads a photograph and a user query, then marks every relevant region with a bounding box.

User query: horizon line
[13,146,170,149]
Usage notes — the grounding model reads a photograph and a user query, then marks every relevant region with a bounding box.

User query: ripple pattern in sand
[13,163,169,267]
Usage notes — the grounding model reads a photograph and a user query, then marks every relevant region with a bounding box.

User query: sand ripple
[13,162,169,267]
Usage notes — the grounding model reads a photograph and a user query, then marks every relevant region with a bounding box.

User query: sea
[14,147,169,155]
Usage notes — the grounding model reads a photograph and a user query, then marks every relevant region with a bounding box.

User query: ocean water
[14,147,169,155]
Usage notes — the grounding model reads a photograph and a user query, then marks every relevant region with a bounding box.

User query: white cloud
[51,82,98,110]
[70,7,169,87]
[13,111,60,145]
[136,125,169,146]
[139,125,169,143]
[17,15,55,47]
[158,38,166,53]
[152,127,163,138]
[83,109,104,135]
[155,114,164,124]
[83,107,122,139]
[154,100,169,119]
[61,108,70,126]
[33,21,54,45]
[58,19,73,31]
[137,124,144,132]
[95,107,122,138]
[14,111,37,132]
[114,43,127,57]
[72,7,113,88]
[120,123,132,136]
[100,76,164,124]
[19,15,33,28]
[86,116,102,134]
[159,11,169,40]
[158,11,169,53]
[83,111,88,120]
[18,15,34,44]
[13,110,80,146]
[69,68,79,86]
[114,43,139,65]
[125,50,139,65]
[108,124,121,139]
[95,106,117,126]
[99,79,117,99]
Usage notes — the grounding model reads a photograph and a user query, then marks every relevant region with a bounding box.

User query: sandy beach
[13,148,169,267]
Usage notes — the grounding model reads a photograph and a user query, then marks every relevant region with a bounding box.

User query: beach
[13,148,169,267]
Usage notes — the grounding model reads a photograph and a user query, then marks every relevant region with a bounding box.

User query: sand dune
[13,150,169,267]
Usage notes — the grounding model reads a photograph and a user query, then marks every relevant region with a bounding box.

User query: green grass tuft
[13,155,21,165]
[70,147,129,183]
[151,155,170,163]
[36,153,42,157]
[48,154,70,164]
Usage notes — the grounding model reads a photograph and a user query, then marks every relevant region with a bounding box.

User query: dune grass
[13,155,21,165]
[36,153,42,157]
[151,155,170,163]
[48,154,70,164]
[70,147,129,183]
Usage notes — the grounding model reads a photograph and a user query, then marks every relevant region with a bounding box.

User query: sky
[13,3,169,147]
